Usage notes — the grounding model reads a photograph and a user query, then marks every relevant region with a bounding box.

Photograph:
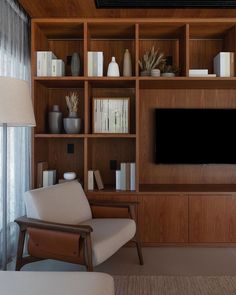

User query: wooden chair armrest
[15,216,93,236]
[89,199,138,209]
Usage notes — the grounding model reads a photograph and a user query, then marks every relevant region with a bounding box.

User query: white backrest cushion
[24,181,92,224]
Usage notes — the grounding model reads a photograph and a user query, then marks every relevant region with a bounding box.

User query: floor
[12,247,236,275]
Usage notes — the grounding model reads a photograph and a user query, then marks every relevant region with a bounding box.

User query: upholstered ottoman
[0,271,114,295]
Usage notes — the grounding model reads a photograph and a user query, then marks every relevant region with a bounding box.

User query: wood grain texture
[189,194,236,242]
[139,88,236,185]
[19,0,236,18]
[139,194,188,243]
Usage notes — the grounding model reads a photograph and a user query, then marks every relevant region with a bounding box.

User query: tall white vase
[107,57,120,77]
[123,49,132,76]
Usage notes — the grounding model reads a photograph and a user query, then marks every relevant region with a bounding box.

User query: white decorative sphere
[63,172,77,180]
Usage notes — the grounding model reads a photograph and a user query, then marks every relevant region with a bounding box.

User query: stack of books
[88,51,103,77]
[37,51,65,76]
[213,52,234,77]
[88,170,104,190]
[116,162,135,191]
[189,69,216,77]
[93,98,129,133]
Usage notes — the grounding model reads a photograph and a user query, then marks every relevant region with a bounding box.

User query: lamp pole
[2,123,8,270]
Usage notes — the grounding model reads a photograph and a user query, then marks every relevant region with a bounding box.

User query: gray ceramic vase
[71,52,80,76]
[48,105,62,134]
[63,112,82,134]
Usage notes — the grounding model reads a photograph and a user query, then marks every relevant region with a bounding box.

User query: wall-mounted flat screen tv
[155,108,236,164]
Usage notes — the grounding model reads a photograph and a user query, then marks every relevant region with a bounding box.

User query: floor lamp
[0,77,35,270]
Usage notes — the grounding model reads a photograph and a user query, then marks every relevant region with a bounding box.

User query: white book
[189,74,217,77]
[130,163,136,191]
[116,170,121,190]
[88,170,94,190]
[97,52,104,77]
[189,69,208,75]
[88,52,104,77]
[36,52,44,76]
[214,52,231,77]
[88,52,93,76]
[120,163,126,190]
[43,170,56,187]
[52,59,65,76]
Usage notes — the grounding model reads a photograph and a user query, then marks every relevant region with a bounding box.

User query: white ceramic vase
[123,49,132,76]
[107,57,120,77]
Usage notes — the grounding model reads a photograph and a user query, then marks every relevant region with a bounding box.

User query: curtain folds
[0,0,31,269]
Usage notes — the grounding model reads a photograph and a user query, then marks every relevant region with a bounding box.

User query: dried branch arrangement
[65,92,79,113]
[139,46,165,73]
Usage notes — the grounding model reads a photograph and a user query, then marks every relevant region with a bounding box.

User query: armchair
[15,181,143,271]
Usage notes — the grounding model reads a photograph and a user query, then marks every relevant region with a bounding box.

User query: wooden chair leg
[15,230,26,271]
[85,234,93,271]
[135,235,143,265]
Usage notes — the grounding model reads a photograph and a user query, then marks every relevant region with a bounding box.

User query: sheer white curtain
[0,0,31,269]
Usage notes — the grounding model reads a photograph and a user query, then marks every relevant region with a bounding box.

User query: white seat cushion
[0,271,114,295]
[24,181,92,224]
[81,218,136,266]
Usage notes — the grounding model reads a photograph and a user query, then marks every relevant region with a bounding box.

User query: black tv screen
[155,108,236,164]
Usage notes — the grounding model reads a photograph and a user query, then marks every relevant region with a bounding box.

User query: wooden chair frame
[15,200,143,271]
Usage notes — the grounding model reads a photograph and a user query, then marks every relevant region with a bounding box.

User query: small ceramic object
[63,172,77,180]
[123,49,132,76]
[151,69,161,77]
[107,57,120,77]
[71,52,80,76]
[63,117,82,134]
[140,70,150,76]
[161,72,175,77]
[48,105,62,134]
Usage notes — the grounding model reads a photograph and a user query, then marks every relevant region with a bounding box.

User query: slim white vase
[107,57,120,77]
[123,49,132,76]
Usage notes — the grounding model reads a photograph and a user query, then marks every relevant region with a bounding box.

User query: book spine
[51,60,57,76]
[88,52,93,76]
[120,163,126,190]
[36,52,43,76]
[189,69,208,75]
[126,163,131,190]
[97,52,103,77]
[221,53,230,77]
[130,163,136,191]
[230,52,235,77]
[116,170,121,190]
[88,170,94,190]
[43,170,56,187]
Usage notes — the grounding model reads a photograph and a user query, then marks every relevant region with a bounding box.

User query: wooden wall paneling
[189,194,236,243]
[19,1,236,18]
[139,194,188,243]
[33,139,49,187]
[48,138,84,182]
[139,88,236,185]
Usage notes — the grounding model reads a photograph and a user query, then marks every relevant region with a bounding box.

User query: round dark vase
[48,105,62,134]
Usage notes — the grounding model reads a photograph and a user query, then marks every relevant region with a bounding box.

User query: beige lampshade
[0,77,36,126]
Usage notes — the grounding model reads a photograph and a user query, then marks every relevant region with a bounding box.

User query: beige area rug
[114,276,236,295]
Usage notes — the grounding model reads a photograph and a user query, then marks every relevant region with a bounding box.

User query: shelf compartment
[87,137,136,189]
[33,138,84,188]
[139,24,187,77]
[34,77,85,88]
[34,83,85,134]
[189,24,236,75]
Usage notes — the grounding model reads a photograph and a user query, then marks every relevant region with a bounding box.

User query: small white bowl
[63,172,77,180]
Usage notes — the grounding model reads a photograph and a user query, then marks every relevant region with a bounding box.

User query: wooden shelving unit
[32,18,236,245]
